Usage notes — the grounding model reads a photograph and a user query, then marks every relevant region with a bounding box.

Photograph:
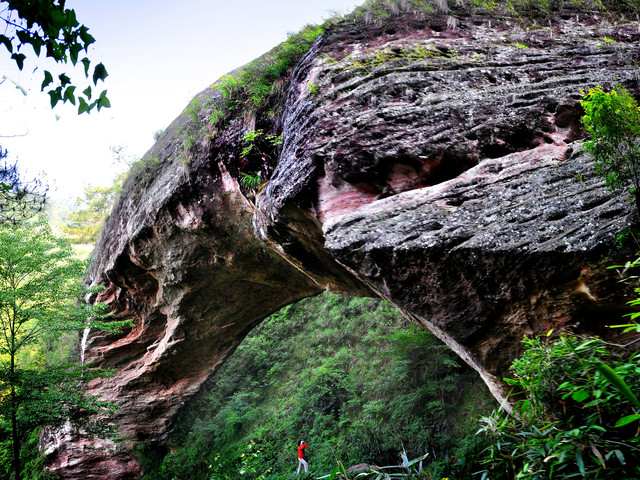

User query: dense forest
[141,293,495,479]
[141,291,640,480]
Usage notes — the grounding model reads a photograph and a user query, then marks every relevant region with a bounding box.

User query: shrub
[477,333,640,479]
[581,84,640,218]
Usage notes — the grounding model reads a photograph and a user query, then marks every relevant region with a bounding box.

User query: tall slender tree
[0,218,130,480]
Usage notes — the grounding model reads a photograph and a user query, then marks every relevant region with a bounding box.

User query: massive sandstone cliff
[46,4,640,478]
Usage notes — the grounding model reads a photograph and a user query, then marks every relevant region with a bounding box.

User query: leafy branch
[580,84,640,218]
[0,0,110,114]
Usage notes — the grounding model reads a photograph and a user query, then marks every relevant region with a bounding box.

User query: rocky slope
[45,3,640,478]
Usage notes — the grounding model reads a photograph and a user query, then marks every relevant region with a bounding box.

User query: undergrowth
[478,333,640,479]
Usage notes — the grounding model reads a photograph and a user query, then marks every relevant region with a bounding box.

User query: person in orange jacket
[296,440,308,474]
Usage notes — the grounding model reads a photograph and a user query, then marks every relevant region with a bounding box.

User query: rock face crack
[47,8,640,479]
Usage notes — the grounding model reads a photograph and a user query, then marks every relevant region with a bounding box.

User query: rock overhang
[47,4,640,478]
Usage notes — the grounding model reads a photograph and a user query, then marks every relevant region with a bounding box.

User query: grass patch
[210,24,324,125]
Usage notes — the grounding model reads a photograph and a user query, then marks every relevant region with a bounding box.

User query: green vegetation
[0,218,132,480]
[305,81,318,96]
[322,43,456,77]
[153,129,165,141]
[128,155,162,188]
[131,23,322,191]
[210,25,323,124]
[0,148,47,225]
[238,172,263,200]
[353,0,640,22]
[478,333,640,479]
[240,129,283,158]
[141,260,640,480]
[581,85,640,218]
[0,0,110,113]
[61,174,124,244]
[133,0,640,197]
[142,294,494,479]
[477,258,640,480]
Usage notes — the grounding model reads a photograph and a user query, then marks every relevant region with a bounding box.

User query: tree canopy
[61,173,124,244]
[0,218,131,480]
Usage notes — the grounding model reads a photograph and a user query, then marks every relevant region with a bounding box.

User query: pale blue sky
[1,0,360,200]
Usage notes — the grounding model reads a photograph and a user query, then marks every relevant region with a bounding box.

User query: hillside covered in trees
[142,294,495,479]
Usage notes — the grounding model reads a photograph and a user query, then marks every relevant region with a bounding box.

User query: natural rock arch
[45,7,640,478]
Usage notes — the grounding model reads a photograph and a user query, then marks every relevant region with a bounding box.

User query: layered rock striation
[47,5,640,478]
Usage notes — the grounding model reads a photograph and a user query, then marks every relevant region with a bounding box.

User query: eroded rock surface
[47,6,640,478]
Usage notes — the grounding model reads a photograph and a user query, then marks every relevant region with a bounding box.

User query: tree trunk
[10,355,21,480]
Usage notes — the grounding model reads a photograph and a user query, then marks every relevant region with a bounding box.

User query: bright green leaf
[83,86,92,100]
[595,359,640,409]
[571,390,589,402]
[615,414,640,428]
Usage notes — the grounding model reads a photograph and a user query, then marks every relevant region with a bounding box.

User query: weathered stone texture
[46,7,640,478]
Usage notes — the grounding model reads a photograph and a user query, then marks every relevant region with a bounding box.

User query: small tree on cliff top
[580,85,640,218]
